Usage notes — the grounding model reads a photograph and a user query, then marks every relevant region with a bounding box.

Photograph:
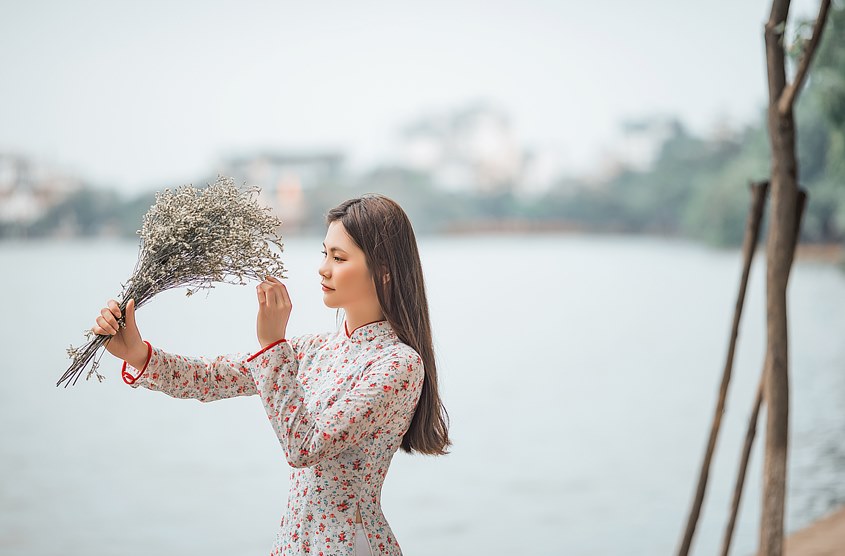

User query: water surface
[1,235,843,555]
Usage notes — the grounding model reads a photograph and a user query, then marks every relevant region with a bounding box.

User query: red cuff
[122,341,153,385]
[246,338,287,363]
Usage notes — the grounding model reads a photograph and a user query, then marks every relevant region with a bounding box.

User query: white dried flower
[57,176,286,388]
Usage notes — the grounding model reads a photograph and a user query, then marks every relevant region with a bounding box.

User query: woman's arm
[122,344,258,402]
[94,298,259,402]
[121,333,330,402]
[246,277,425,467]
[246,340,425,468]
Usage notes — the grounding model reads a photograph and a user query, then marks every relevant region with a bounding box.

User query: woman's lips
[321,284,334,292]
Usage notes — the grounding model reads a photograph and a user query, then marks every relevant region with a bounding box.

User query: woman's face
[319,221,380,313]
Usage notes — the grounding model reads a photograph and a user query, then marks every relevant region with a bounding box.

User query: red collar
[344,319,390,339]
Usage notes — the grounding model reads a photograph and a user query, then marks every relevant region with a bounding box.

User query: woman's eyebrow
[321,243,348,253]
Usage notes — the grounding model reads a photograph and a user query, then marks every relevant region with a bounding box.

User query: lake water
[1,234,843,555]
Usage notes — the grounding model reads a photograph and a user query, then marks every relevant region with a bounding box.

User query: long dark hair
[327,194,450,456]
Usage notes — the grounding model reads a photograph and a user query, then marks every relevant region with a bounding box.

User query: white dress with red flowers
[122,320,425,556]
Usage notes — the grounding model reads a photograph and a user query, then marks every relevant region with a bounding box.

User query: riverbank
[785,505,845,555]
[794,242,845,265]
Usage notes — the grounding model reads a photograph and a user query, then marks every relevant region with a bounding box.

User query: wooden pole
[761,0,828,550]
[676,180,770,556]
[720,378,764,556]
[720,189,805,556]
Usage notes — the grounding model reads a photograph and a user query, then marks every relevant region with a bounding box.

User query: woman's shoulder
[389,340,422,363]
[288,330,334,353]
[377,338,424,376]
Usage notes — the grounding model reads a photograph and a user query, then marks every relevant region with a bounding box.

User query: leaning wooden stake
[676,180,770,556]
[720,190,806,556]
[720,377,764,556]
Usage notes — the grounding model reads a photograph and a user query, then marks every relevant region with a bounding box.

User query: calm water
[1,235,843,555]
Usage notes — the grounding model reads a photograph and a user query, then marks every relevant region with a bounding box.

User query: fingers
[264,276,288,306]
[265,281,281,306]
[256,278,290,308]
[256,281,273,305]
[277,281,292,307]
[96,308,119,335]
[93,299,134,336]
[255,277,291,348]
[92,322,109,336]
[124,298,137,331]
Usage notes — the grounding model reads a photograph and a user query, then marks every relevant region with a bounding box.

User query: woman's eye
[321,250,343,262]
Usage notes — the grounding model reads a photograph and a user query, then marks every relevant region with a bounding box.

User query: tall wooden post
[760,1,830,553]
[721,190,805,556]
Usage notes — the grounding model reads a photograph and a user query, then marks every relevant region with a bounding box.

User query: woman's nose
[318,261,329,278]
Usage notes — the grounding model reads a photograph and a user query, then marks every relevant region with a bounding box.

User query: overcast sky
[0,0,822,192]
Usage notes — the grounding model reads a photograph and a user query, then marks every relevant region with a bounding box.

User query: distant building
[394,101,532,195]
[519,147,571,196]
[218,151,345,230]
[0,153,81,225]
[588,116,682,182]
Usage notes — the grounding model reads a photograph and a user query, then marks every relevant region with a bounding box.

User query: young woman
[93,194,451,556]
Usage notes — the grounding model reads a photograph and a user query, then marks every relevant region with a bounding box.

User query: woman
[93,194,451,556]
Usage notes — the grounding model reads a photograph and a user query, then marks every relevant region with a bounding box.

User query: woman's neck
[344,306,386,335]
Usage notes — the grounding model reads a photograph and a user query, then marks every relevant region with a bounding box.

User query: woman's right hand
[256,276,292,348]
[92,298,148,369]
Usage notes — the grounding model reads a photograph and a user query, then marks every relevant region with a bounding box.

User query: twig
[778,0,832,114]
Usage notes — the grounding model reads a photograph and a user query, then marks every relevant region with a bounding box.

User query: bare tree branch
[764,0,790,107]
[778,0,832,115]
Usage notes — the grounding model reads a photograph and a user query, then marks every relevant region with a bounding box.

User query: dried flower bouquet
[57,176,285,388]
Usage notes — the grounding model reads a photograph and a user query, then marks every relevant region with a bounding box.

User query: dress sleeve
[245,339,425,468]
[122,340,260,403]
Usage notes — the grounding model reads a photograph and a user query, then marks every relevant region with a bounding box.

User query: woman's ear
[382,271,391,285]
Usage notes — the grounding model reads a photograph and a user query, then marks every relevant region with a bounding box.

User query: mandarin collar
[343,320,394,343]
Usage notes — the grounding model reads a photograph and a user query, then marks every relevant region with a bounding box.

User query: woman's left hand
[256,276,292,348]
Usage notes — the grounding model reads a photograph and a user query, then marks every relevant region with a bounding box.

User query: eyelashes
[320,250,343,262]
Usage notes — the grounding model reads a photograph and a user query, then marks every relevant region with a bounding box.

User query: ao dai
[122,320,425,556]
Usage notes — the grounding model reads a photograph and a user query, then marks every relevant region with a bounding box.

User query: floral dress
[121,320,425,556]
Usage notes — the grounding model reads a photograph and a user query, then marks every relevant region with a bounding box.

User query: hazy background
[1,0,819,190]
[3,0,843,248]
[2,1,844,555]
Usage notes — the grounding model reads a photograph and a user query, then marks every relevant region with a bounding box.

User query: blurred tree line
[532,2,844,247]
[6,5,842,248]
